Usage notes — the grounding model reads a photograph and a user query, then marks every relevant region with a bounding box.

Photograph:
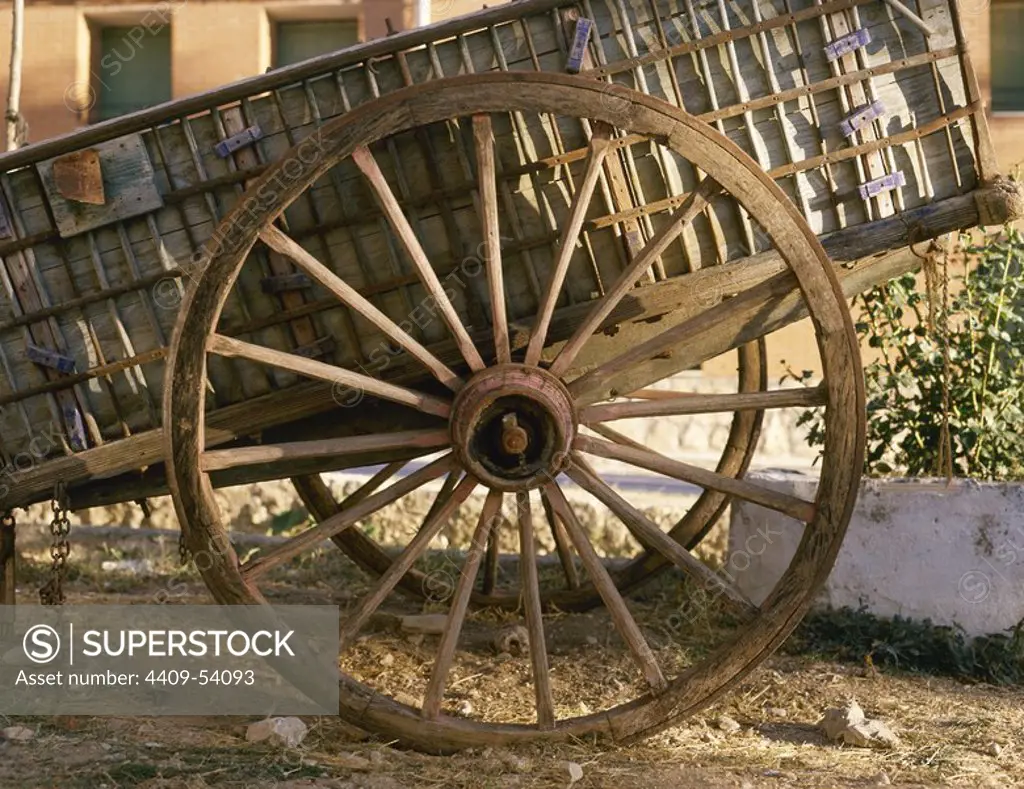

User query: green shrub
[797,227,1024,479]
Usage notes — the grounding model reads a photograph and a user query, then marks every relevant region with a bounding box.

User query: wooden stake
[5,0,25,151]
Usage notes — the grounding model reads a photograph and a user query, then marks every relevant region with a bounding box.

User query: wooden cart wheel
[288,337,767,612]
[166,72,863,750]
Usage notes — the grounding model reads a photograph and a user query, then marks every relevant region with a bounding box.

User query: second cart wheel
[289,338,767,612]
[166,72,863,750]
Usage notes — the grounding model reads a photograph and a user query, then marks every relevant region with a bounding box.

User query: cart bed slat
[0,0,999,504]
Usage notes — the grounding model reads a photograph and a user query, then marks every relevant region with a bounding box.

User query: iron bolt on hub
[450,365,577,492]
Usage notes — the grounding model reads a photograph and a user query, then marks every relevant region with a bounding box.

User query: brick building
[963,1,1024,176]
[0,0,409,147]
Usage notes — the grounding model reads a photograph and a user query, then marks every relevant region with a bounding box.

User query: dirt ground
[2,542,1022,789]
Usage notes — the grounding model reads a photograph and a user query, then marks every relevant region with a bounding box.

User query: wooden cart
[0,0,1020,750]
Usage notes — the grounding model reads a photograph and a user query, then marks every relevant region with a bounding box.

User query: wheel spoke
[202,428,450,472]
[242,454,456,580]
[549,178,721,377]
[540,488,580,590]
[335,461,407,509]
[581,385,827,423]
[626,389,707,401]
[567,269,795,407]
[515,491,555,728]
[422,489,503,720]
[576,434,816,523]
[524,123,613,367]
[293,462,407,539]
[565,455,757,617]
[472,115,511,365]
[260,225,463,391]
[585,421,648,452]
[351,145,486,373]
[208,334,451,418]
[544,483,666,693]
[340,474,478,649]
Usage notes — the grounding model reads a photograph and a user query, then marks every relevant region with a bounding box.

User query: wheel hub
[450,365,576,492]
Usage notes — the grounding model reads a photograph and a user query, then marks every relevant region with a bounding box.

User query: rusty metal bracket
[261,272,313,294]
[52,149,106,205]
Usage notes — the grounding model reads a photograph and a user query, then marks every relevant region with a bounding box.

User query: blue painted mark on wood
[825,28,871,62]
[840,99,886,137]
[61,403,88,451]
[215,126,264,158]
[26,344,76,375]
[566,19,594,74]
[859,171,906,200]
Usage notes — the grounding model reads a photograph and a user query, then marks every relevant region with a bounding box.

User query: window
[93,25,172,121]
[274,21,359,68]
[991,3,1024,112]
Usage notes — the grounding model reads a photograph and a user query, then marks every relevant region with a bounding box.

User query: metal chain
[39,483,71,606]
[1,510,15,600]
[178,528,191,567]
[0,511,14,545]
[1,510,14,635]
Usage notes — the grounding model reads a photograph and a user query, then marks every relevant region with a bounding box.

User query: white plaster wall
[730,473,1024,637]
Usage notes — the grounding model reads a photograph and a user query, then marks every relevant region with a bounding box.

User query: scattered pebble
[497,751,533,773]
[494,625,530,655]
[717,715,741,734]
[566,761,584,784]
[818,700,900,749]
[143,741,161,748]
[509,756,533,773]
[335,752,373,770]
[585,635,599,646]
[245,717,308,748]
[400,614,448,635]
[766,707,787,719]
[368,749,387,766]
[379,653,395,668]
[456,700,474,717]
[987,742,1002,757]
[2,726,34,742]
[100,558,154,575]
[871,771,892,786]
[394,692,421,709]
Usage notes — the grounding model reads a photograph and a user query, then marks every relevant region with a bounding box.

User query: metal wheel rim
[165,72,864,750]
